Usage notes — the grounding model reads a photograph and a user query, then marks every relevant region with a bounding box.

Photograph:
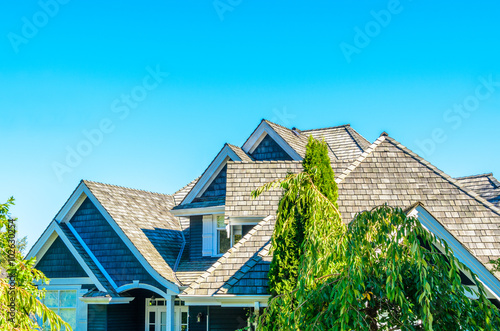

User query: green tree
[254,137,500,330]
[0,197,71,330]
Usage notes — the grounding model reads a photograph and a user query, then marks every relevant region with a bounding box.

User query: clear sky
[1,0,499,251]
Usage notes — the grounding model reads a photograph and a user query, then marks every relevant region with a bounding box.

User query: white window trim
[38,285,88,331]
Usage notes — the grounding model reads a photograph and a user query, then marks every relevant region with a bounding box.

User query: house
[27,119,500,330]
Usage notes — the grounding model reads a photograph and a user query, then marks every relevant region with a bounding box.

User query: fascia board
[416,205,500,301]
[182,145,241,205]
[170,206,225,217]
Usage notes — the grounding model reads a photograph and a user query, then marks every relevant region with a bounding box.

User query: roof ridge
[83,179,170,196]
[183,216,273,295]
[263,119,297,132]
[455,173,494,180]
[336,134,387,184]
[301,123,351,132]
[382,137,500,217]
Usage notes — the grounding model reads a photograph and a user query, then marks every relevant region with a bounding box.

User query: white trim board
[241,121,301,160]
[181,144,244,205]
[170,206,225,217]
[178,294,270,307]
[415,205,500,301]
[27,222,107,292]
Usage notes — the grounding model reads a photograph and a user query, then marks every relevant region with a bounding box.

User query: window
[216,215,230,255]
[42,290,77,330]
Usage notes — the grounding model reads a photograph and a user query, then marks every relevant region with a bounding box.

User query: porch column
[166,294,175,330]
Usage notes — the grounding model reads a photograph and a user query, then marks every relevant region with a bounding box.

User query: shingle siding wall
[36,236,87,278]
[189,306,208,331]
[251,134,293,161]
[88,305,107,331]
[190,215,203,260]
[209,306,248,331]
[70,197,160,288]
[107,302,138,331]
[201,165,228,198]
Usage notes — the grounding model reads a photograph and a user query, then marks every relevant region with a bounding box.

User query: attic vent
[291,127,301,137]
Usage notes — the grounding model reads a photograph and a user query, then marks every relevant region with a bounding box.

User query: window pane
[59,308,76,329]
[44,291,58,308]
[161,312,166,324]
[149,311,155,324]
[182,312,188,324]
[218,230,230,254]
[59,290,77,308]
[216,215,225,228]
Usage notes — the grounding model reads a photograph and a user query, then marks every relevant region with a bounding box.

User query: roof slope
[264,120,310,158]
[302,124,371,160]
[83,180,183,285]
[173,177,199,205]
[336,136,500,271]
[456,173,500,208]
[225,161,303,218]
[184,217,274,296]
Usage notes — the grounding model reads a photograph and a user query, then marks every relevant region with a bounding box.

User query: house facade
[28,119,500,330]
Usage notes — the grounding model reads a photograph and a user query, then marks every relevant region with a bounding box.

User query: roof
[227,143,253,162]
[173,177,199,205]
[263,120,310,158]
[335,135,500,273]
[302,124,371,160]
[184,216,274,296]
[225,161,303,218]
[456,173,500,208]
[82,180,184,285]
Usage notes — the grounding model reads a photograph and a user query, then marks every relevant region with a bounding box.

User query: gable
[69,197,161,288]
[250,134,293,161]
[199,164,227,199]
[36,236,87,278]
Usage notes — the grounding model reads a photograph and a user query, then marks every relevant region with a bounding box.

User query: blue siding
[200,165,227,199]
[36,236,87,278]
[209,306,248,331]
[251,134,293,161]
[189,306,208,331]
[70,197,160,288]
[88,305,107,331]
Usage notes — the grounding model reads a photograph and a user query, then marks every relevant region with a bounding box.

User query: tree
[254,137,500,330]
[0,197,71,330]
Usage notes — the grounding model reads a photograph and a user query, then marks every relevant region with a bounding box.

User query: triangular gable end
[52,181,179,292]
[36,236,87,278]
[180,144,248,206]
[242,120,302,161]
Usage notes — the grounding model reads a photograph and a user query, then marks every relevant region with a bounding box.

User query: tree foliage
[0,197,71,331]
[254,137,500,330]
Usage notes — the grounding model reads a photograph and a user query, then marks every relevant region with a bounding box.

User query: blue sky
[1,0,499,251]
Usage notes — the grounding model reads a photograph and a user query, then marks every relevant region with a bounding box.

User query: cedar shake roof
[263,120,310,158]
[225,161,303,219]
[173,177,199,205]
[335,135,500,273]
[184,132,500,294]
[184,217,274,296]
[302,124,371,160]
[456,173,500,208]
[83,180,184,285]
[227,143,253,162]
